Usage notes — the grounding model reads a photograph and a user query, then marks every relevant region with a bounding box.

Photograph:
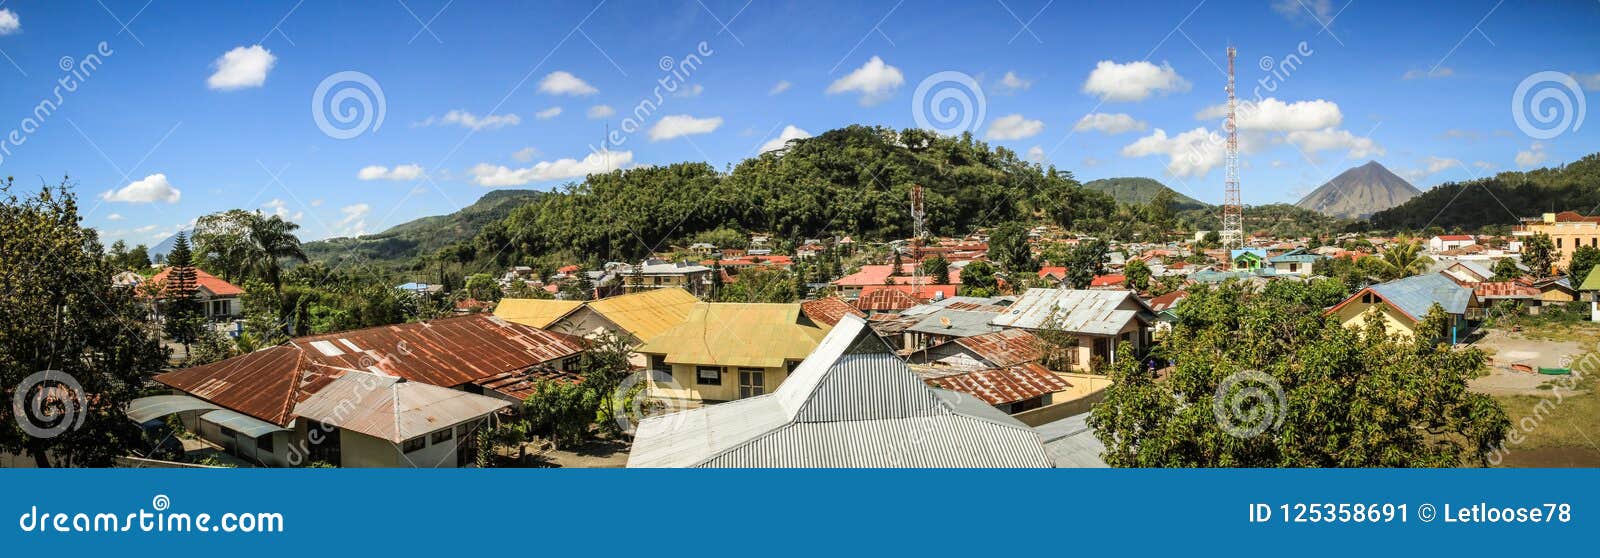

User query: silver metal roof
[1036,413,1108,468]
[127,395,221,424]
[987,288,1151,336]
[628,315,1053,468]
[294,372,511,443]
[199,409,290,438]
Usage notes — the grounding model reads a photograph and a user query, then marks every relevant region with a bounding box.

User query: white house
[1429,235,1476,252]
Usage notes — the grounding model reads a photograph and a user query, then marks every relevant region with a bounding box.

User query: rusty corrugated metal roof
[800,296,865,327]
[925,363,1070,406]
[953,329,1044,367]
[155,314,587,425]
[854,288,921,312]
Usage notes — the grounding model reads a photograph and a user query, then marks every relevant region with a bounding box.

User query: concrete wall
[656,363,789,403]
[1012,374,1112,427]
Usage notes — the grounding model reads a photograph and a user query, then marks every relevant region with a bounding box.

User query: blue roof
[396,282,431,291]
[1268,248,1322,264]
[1369,273,1472,318]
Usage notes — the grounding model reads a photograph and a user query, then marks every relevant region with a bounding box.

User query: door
[738,369,765,399]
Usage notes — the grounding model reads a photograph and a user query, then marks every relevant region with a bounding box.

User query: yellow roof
[493,298,584,329]
[637,302,828,368]
[586,288,701,342]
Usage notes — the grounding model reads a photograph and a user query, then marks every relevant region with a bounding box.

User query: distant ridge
[1294,161,1421,219]
[1083,177,1210,209]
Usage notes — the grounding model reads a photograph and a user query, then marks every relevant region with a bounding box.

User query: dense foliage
[1368,153,1600,231]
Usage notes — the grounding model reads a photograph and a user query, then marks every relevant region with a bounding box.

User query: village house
[831,263,961,300]
[636,302,828,405]
[799,296,865,327]
[1267,248,1322,277]
[900,300,1009,352]
[627,315,1054,467]
[1428,235,1477,252]
[1230,248,1268,271]
[1325,272,1476,343]
[917,363,1070,415]
[497,287,700,367]
[144,267,245,320]
[136,314,587,467]
[1441,260,1496,283]
[1515,211,1600,272]
[621,259,715,296]
[853,287,924,314]
[988,288,1155,371]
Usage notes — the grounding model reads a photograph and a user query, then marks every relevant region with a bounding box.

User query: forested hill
[1084,177,1210,209]
[467,125,1117,268]
[302,188,543,269]
[1368,152,1600,231]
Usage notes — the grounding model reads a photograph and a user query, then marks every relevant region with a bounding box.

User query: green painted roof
[1580,267,1600,291]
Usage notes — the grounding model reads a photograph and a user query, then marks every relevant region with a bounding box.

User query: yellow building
[636,302,828,404]
[497,288,701,367]
[1517,211,1600,273]
[492,298,585,329]
[1325,273,1476,343]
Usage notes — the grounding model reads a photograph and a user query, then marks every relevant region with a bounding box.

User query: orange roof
[557,264,581,273]
[1435,235,1474,241]
[926,363,1070,406]
[834,264,961,286]
[146,267,244,298]
[1089,274,1126,287]
[853,288,922,312]
[800,297,865,327]
[1552,211,1600,223]
[858,284,960,303]
[1037,266,1067,279]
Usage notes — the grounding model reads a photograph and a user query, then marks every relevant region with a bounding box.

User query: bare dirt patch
[1470,329,1584,396]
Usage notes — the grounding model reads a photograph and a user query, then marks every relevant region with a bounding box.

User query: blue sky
[0,0,1596,247]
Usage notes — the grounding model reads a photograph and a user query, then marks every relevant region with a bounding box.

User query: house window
[1556,238,1563,248]
[456,421,480,467]
[1288,263,1299,273]
[739,369,765,398]
[786,360,799,375]
[1361,292,1374,304]
[696,366,722,385]
[210,300,229,316]
[650,354,670,374]
[256,434,274,453]
[430,428,454,445]
[401,436,426,453]
[220,426,239,439]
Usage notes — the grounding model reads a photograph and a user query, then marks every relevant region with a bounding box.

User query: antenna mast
[1221,46,1244,252]
[910,184,926,298]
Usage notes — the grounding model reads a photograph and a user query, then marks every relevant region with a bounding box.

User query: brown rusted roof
[926,363,1070,406]
[952,329,1044,367]
[155,314,587,425]
[800,296,865,327]
[471,366,581,401]
[854,288,921,312]
[1473,281,1540,299]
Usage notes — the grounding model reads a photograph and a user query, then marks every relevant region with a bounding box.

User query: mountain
[301,189,544,269]
[1295,161,1422,219]
[1084,177,1210,209]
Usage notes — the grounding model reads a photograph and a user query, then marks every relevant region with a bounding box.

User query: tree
[716,267,798,303]
[1064,240,1107,289]
[957,261,999,297]
[162,232,206,352]
[1568,245,1600,285]
[922,254,950,285]
[465,273,502,302]
[1521,233,1556,277]
[1370,241,1432,281]
[1491,257,1524,282]
[579,331,637,438]
[987,222,1036,272]
[188,327,238,366]
[1089,280,1509,467]
[1125,258,1151,292]
[192,210,307,289]
[1,178,168,467]
[522,380,598,450]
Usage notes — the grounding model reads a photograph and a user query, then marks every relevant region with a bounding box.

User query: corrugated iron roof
[905,307,1006,338]
[853,288,921,312]
[294,372,511,443]
[952,329,1044,367]
[989,288,1151,336]
[1367,272,1473,319]
[584,287,700,342]
[493,298,584,329]
[636,303,827,368]
[1474,281,1540,300]
[800,296,865,327]
[155,314,585,425]
[925,363,1070,405]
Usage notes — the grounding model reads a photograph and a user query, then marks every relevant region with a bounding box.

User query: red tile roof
[1435,235,1474,241]
[1089,274,1126,288]
[1037,266,1067,280]
[1146,290,1188,312]
[557,265,581,273]
[926,363,1070,405]
[800,296,866,327]
[833,264,961,286]
[155,314,587,425]
[145,267,244,298]
[1552,211,1600,223]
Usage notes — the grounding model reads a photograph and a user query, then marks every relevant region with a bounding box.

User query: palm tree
[243,213,307,290]
[1373,241,1431,281]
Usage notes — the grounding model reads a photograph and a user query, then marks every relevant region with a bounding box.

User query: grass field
[1486,318,1600,467]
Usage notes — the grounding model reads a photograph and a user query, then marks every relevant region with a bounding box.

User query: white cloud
[995,71,1033,94]
[0,9,20,35]
[535,106,562,119]
[1082,156,1101,167]
[587,104,615,119]
[673,83,704,98]
[1196,98,1342,131]
[134,224,159,234]
[1403,67,1454,80]
[1025,146,1047,164]
[470,150,632,186]
[102,173,181,204]
[1285,128,1385,159]
[336,204,371,237]
[1082,60,1190,102]
[759,125,812,153]
[985,114,1045,140]
[1120,127,1225,177]
[358,164,425,181]
[1516,142,1548,168]
[512,147,540,162]
[107,213,124,221]
[769,80,792,95]
[1272,0,1333,24]
[648,114,723,141]
[419,110,521,130]
[1572,72,1600,92]
[538,71,598,96]
[206,45,276,91]
[1422,156,1461,174]
[1073,112,1148,135]
[1473,160,1495,171]
[826,56,905,106]
[261,199,304,221]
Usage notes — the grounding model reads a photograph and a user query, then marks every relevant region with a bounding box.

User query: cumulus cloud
[1403,67,1454,80]
[1285,128,1385,159]
[512,147,540,162]
[336,204,371,237]
[261,199,304,221]
[538,71,598,96]
[648,114,723,141]
[418,110,521,130]
[769,80,792,95]
[1120,127,1225,177]
[827,56,904,106]
[107,213,124,221]
[1473,160,1495,171]
[759,125,812,153]
[995,71,1033,94]
[1572,72,1600,92]
[1516,142,1548,168]
[587,104,615,119]
[102,173,181,203]
[1025,146,1047,164]
[1074,112,1148,135]
[358,164,424,181]
[673,84,704,98]
[534,106,562,119]
[0,9,20,35]
[985,114,1045,140]
[1272,0,1333,24]
[1196,98,1341,131]
[470,150,632,186]
[1082,60,1190,102]
[1422,156,1461,174]
[207,45,276,90]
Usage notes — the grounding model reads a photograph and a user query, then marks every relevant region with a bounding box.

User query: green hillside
[1368,152,1600,231]
[302,189,544,269]
[1084,177,1210,209]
